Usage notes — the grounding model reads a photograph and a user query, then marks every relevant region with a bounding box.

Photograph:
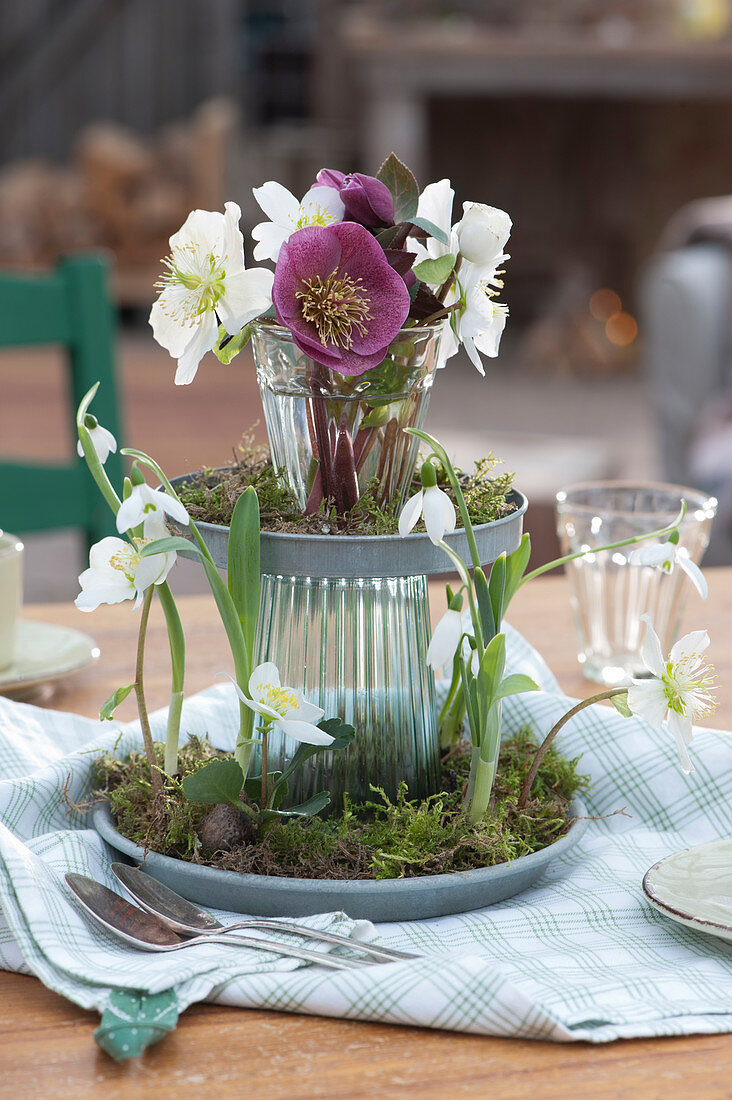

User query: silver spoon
[65,874,371,970]
[111,863,416,964]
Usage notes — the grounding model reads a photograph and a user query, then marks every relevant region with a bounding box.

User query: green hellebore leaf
[181,758,245,807]
[611,693,633,718]
[412,253,456,286]
[376,152,419,223]
[99,683,135,721]
[411,215,449,245]
[244,772,286,809]
[214,323,251,365]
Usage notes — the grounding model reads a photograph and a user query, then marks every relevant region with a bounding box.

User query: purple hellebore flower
[316,169,394,229]
[272,222,411,376]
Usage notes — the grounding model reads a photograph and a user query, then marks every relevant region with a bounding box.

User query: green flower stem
[520,505,688,587]
[260,721,272,808]
[134,587,162,798]
[122,447,255,774]
[436,538,484,652]
[517,688,627,809]
[440,690,467,751]
[406,428,482,571]
[156,581,185,775]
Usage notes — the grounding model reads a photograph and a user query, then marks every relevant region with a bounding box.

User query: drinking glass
[555,482,716,685]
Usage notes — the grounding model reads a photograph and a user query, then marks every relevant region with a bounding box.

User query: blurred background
[3,0,732,601]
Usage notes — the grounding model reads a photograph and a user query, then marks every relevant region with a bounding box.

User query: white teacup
[0,531,24,671]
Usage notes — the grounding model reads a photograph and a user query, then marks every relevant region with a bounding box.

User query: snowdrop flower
[150,202,274,385]
[455,202,512,266]
[427,607,464,670]
[77,416,117,465]
[629,541,707,599]
[398,461,456,545]
[251,182,345,263]
[626,614,716,774]
[75,536,176,612]
[116,484,190,537]
[225,663,332,745]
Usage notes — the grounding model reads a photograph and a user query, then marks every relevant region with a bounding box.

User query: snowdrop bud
[456,202,512,265]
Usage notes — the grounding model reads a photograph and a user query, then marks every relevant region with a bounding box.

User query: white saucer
[643,839,732,945]
[0,620,99,697]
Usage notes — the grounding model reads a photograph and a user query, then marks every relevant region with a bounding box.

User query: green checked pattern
[0,623,731,1057]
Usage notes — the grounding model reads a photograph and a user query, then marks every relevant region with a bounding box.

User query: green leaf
[411,215,449,245]
[244,772,286,809]
[359,403,396,428]
[503,533,532,611]
[276,718,355,789]
[611,693,633,718]
[376,152,419,222]
[493,674,540,702]
[375,222,407,247]
[412,253,456,286]
[477,633,506,705]
[139,536,200,557]
[488,553,507,633]
[228,487,260,668]
[267,791,331,819]
[182,758,245,807]
[213,323,251,365]
[99,684,134,721]
[474,566,495,642]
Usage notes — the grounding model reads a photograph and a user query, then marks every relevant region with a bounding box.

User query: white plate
[643,839,732,944]
[0,620,99,696]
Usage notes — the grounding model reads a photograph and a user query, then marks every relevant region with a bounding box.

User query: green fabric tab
[94,989,179,1061]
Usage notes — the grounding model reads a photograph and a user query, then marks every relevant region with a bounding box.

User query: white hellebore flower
[453,260,510,376]
[251,182,345,263]
[626,614,716,774]
[629,541,708,599]
[426,608,464,670]
[116,483,190,537]
[77,419,117,465]
[150,201,274,386]
[226,663,332,746]
[399,483,456,546]
[75,536,176,612]
[455,202,512,266]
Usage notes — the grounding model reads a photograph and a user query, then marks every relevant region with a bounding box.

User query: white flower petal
[134,551,172,592]
[639,614,665,678]
[667,708,695,774]
[398,490,424,538]
[300,186,345,224]
[426,608,463,670]
[149,291,198,359]
[277,718,334,746]
[416,179,454,242]
[169,208,225,258]
[670,629,710,665]
[221,201,245,276]
[251,222,291,263]
[252,181,300,226]
[423,485,456,545]
[676,553,708,600]
[248,662,281,701]
[217,267,274,334]
[281,695,325,723]
[626,679,669,728]
[174,311,219,386]
[630,542,674,568]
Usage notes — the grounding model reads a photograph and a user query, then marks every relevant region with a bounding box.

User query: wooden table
[3,572,732,1097]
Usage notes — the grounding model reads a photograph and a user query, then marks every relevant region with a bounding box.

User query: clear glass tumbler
[251,321,446,517]
[255,572,439,808]
[555,482,716,685]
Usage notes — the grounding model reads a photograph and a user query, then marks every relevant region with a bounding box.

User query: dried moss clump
[94,729,589,880]
[176,440,515,536]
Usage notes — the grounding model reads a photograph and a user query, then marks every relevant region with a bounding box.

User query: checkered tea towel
[0,623,731,1059]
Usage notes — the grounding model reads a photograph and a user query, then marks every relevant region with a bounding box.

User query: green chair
[0,254,124,548]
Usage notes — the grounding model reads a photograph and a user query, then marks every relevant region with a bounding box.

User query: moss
[176,439,515,536]
[94,728,589,880]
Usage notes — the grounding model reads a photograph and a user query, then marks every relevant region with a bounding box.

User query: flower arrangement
[73,154,718,891]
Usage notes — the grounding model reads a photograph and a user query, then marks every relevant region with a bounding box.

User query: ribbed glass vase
[251,321,445,517]
[254,571,439,808]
